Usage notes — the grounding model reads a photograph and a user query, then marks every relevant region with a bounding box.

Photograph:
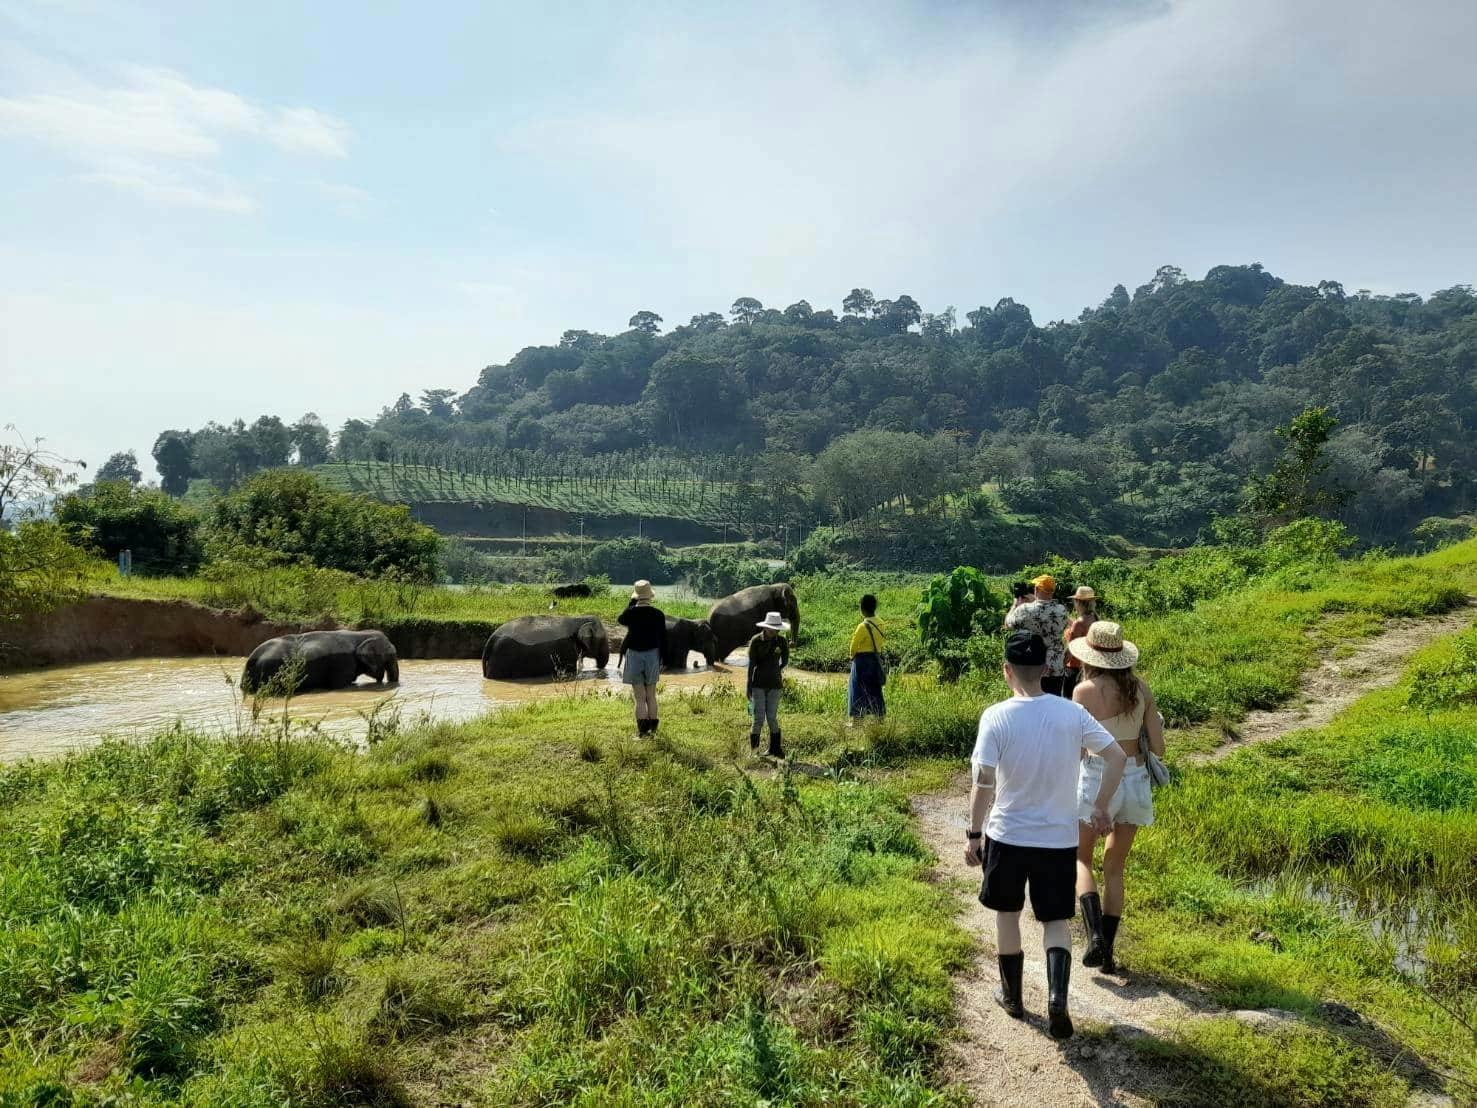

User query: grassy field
[10,538,1477,1103]
[314,463,741,528]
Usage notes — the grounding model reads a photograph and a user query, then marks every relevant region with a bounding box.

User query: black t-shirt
[618,603,668,653]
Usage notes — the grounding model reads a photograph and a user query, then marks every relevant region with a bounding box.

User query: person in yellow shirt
[847,593,886,719]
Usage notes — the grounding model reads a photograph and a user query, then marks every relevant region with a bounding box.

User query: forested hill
[151,265,1477,549]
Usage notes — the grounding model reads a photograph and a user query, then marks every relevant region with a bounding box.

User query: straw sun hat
[1071,586,1096,601]
[756,611,791,631]
[631,580,655,601]
[1067,620,1139,669]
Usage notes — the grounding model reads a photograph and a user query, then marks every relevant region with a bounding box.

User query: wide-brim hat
[631,580,655,601]
[1068,620,1139,669]
[1072,586,1096,601]
[756,611,791,631]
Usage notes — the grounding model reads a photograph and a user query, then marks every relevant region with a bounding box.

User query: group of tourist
[979,573,1164,1038]
[618,574,1163,1041]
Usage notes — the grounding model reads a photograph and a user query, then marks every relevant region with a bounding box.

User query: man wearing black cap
[964,629,1127,1040]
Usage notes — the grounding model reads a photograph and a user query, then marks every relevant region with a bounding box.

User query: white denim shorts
[1078,754,1154,827]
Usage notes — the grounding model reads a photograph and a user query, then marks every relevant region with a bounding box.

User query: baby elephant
[240,629,400,694]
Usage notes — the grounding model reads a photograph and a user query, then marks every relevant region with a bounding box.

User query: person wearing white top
[964,629,1127,1041]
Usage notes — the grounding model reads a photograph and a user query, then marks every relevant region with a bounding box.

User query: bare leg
[1102,824,1138,916]
[1076,823,1099,897]
[1042,918,1071,952]
[995,911,1023,956]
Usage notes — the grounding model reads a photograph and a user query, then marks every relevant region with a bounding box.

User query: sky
[2,0,1475,479]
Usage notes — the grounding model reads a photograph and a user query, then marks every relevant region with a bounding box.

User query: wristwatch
[965,831,982,840]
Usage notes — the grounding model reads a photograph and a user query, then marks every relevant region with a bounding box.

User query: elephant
[551,582,593,599]
[662,617,719,670]
[482,615,610,679]
[707,583,800,662]
[240,629,399,694]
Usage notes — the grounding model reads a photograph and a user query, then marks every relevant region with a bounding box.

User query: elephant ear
[578,620,599,651]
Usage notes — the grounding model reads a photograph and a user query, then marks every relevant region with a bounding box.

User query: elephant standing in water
[707,583,800,661]
[661,617,719,670]
[482,615,610,679]
[240,630,399,694]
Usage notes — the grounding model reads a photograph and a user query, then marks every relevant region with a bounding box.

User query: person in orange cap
[1004,574,1069,695]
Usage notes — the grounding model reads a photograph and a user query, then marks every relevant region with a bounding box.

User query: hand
[1090,807,1112,836]
[963,837,984,867]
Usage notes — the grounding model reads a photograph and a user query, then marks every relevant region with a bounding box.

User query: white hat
[756,611,791,631]
[631,580,655,601]
[1067,620,1140,669]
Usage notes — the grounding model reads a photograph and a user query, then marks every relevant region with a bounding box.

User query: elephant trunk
[239,665,257,694]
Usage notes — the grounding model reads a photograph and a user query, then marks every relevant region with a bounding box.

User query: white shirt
[971,693,1115,849]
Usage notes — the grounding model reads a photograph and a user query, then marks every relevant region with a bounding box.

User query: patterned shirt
[1004,600,1070,676]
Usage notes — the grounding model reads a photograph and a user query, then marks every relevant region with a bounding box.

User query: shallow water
[0,653,791,762]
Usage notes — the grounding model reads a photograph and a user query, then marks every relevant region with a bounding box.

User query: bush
[0,520,92,623]
[916,567,1006,679]
[209,470,441,581]
[56,480,205,575]
[676,552,775,598]
[568,537,678,584]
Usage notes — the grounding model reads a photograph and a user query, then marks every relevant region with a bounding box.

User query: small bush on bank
[56,480,205,575]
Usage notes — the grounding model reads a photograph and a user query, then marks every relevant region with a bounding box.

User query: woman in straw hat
[746,611,790,758]
[618,580,668,736]
[1069,621,1163,975]
[1062,585,1099,699]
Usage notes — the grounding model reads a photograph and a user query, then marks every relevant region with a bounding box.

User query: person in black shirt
[746,611,790,757]
[617,580,667,736]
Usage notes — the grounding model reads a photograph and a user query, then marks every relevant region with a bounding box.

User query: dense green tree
[291,414,332,466]
[96,450,142,486]
[628,310,663,334]
[151,431,194,496]
[730,297,763,325]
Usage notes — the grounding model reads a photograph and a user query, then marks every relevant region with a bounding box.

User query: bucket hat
[756,611,791,631]
[1031,574,1056,595]
[631,580,655,601]
[1067,620,1139,669]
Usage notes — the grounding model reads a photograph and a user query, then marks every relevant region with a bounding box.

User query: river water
[0,655,783,763]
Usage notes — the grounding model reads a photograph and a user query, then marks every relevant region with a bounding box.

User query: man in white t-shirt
[964,629,1127,1040]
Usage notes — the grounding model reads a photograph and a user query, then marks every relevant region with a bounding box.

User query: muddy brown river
[0,655,802,762]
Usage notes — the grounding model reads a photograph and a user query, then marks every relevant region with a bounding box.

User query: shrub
[56,481,205,575]
[208,469,441,581]
[568,537,678,584]
[916,567,1006,679]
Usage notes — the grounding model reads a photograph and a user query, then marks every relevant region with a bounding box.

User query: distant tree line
[138,267,1477,550]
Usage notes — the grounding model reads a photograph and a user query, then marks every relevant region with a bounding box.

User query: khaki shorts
[1078,755,1154,827]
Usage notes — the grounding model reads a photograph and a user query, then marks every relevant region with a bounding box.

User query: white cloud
[0,61,352,209]
[313,180,372,216]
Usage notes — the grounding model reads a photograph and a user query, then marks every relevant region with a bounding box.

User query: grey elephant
[707,583,800,661]
[482,615,610,679]
[240,629,400,694]
[662,617,719,670]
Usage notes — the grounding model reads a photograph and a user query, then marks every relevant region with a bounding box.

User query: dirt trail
[913,603,1474,1106]
[1203,602,1475,762]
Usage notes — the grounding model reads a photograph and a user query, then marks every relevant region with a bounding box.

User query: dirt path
[913,603,1474,1105]
[1205,602,1475,763]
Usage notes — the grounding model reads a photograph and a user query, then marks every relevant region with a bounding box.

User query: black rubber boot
[1046,947,1073,1040]
[1080,892,1105,967]
[649,719,659,737]
[749,731,761,751]
[767,729,784,759]
[1101,914,1121,975]
[637,718,651,737]
[994,952,1025,1019]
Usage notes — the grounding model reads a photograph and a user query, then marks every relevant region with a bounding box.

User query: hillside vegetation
[143,267,1477,559]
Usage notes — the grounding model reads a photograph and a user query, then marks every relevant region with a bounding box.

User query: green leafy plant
[916,566,1005,679]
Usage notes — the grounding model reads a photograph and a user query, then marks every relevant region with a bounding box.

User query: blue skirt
[848,653,886,718]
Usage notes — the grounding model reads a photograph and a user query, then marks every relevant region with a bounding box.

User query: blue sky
[2,0,1474,477]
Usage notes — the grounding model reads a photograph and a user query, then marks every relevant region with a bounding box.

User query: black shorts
[979,836,1077,921]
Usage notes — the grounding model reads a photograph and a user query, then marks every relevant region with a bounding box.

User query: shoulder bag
[1141,709,1169,787]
